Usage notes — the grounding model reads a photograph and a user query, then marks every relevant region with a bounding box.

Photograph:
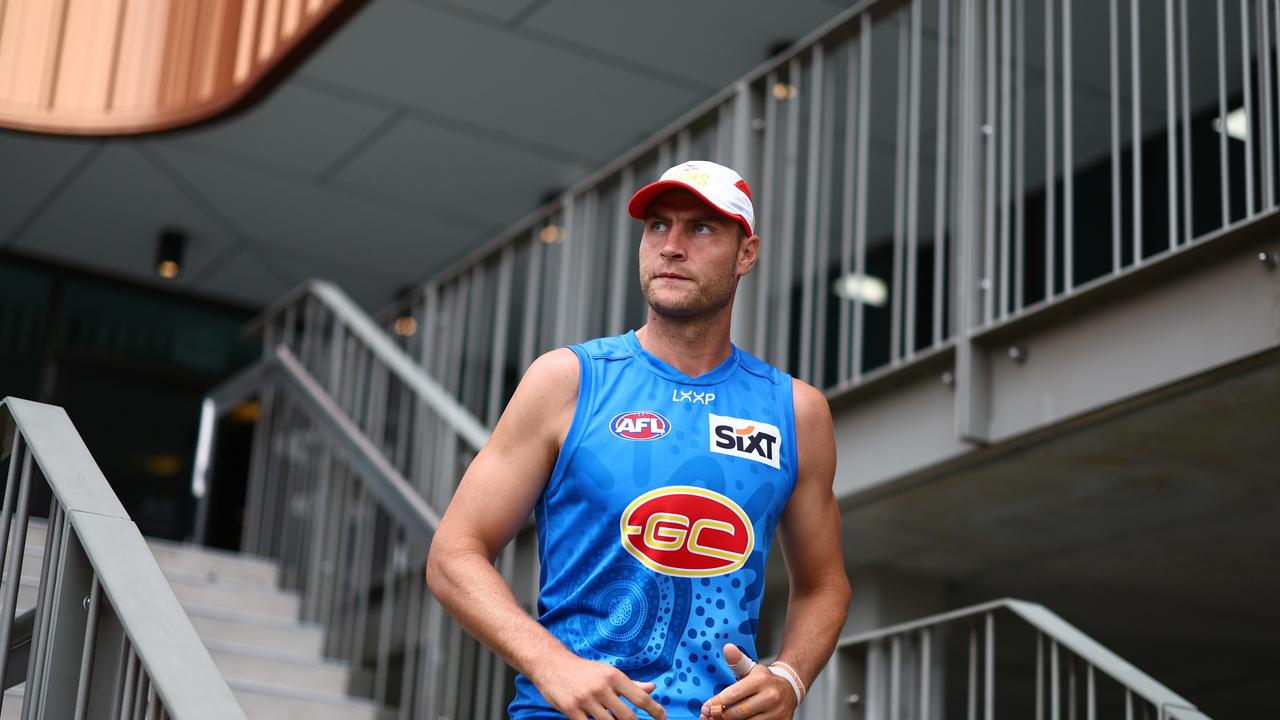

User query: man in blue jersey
[427,161,851,720]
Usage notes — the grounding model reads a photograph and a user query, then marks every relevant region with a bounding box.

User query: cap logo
[620,486,754,577]
[662,165,712,188]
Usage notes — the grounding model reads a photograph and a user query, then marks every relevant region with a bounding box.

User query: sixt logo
[610,411,671,441]
[708,414,781,468]
[671,388,715,405]
[620,486,754,577]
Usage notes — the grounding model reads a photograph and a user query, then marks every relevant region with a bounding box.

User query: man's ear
[737,233,761,277]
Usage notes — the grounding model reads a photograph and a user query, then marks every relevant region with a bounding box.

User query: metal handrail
[1,397,245,719]
[829,597,1209,720]
[193,280,516,719]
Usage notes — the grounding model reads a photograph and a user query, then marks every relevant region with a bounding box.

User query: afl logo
[610,411,671,441]
[620,486,754,577]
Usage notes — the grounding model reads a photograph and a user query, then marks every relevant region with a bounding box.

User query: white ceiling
[0,0,856,309]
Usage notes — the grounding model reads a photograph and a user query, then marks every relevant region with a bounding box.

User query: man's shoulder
[573,333,634,360]
[733,344,787,385]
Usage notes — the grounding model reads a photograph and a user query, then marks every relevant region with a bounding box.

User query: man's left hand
[699,644,798,720]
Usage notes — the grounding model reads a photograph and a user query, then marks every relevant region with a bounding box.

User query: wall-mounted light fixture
[156,228,185,279]
[832,273,888,307]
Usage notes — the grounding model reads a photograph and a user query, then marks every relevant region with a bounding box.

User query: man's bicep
[434,349,579,558]
[779,380,844,586]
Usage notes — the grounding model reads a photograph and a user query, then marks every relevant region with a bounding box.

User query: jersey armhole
[543,344,594,501]
[780,374,801,500]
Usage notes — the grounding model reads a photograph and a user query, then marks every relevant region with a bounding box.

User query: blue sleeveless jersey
[510,331,798,719]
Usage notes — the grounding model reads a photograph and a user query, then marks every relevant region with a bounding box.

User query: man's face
[638,189,759,319]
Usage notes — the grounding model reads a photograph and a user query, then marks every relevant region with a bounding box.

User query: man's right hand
[528,653,667,720]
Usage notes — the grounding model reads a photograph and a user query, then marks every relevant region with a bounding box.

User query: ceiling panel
[430,0,542,24]
[11,144,238,293]
[163,82,395,178]
[297,0,705,161]
[190,249,295,306]
[331,113,590,230]
[150,145,490,305]
[0,131,98,243]
[521,0,856,90]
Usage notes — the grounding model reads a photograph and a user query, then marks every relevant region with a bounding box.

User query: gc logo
[619,486,754,577]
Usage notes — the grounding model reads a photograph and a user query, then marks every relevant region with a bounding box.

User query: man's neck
[635,310,734,378]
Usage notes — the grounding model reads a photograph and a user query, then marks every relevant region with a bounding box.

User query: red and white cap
[628,160,755,237]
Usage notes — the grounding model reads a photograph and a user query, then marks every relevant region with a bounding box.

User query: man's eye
[695,223,714,233]
[650,220,669,231]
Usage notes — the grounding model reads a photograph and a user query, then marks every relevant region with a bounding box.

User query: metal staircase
[5,522,382,719]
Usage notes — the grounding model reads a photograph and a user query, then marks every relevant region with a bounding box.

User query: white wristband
[768,664,804,705]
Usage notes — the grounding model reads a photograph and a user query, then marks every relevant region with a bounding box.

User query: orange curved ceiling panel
[0,0,363,135]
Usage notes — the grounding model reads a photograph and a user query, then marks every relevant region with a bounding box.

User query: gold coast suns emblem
[619,486,754,577]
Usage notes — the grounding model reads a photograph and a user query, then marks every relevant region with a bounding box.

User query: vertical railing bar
[1086,663,1096,720]
[676,127,692,160]
[982,0,998,321]
[131,663,147,720]
[854,16,872,381]
[919,629,932,720]
[1131,0,1143,264]
[1275,0,1280,212]
[1179,0,1192,239]
[373,528,400,703]
[1218,0,1232,228]
[1014,0,1026,311]
[0,444,34,688]
[799,43,825,382]
[890,635,902,717]
[1125,689,1134,720]
[73,576,101,720]
[984,612,995,720]
[349,494,375,668]
[1036,633,1045,720]
[486,244,514,424]
[608,167,635,337]
[1110,0,1122,273]
[1046,0,1058,299]
[775,56,802,371]
[813,49,837,388]
[934,0,952,344]
[839,36,858,384]
[1051,639,1061,720]
[397,559,425,720]
[118,647,138,720]
[1259,0,1275,208]
[905,0,923,354]
[999,0,1012,316]
[891,12,909,360]
[756,71,779,360]
[281,302,297,350]
[518,237,544,373]
[241,380,276,556]
[298,294,317,371]
[1243,0,1256,217]
[1063,0,1075,291]
[0,430,24,588]
[301,449,331,621]
[967,625,977,720]
[145,683,158,720]
[27,502,66,720]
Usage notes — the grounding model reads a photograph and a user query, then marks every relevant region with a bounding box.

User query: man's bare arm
[425,349,666,720]
[701,379,851,720]
[770,379,852,686]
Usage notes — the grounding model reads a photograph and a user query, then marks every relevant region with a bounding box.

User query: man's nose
[660,226,688,259]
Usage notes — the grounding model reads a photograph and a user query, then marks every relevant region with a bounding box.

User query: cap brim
[627,181,752,237]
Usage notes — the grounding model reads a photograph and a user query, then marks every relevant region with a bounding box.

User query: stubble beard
[639,265,738,322]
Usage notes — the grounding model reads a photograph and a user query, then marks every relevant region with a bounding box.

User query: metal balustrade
[0,398,244,720]
[810,599,1210,720]
[382,0,1280,441]
[193,280,525,719]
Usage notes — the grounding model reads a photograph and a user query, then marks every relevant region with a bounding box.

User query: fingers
[723,643,757,680]
[620,678,667,720]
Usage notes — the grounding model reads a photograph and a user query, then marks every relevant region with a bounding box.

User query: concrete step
[207,638,359,695]
[228,678,385,720]
[186,604,325,656]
